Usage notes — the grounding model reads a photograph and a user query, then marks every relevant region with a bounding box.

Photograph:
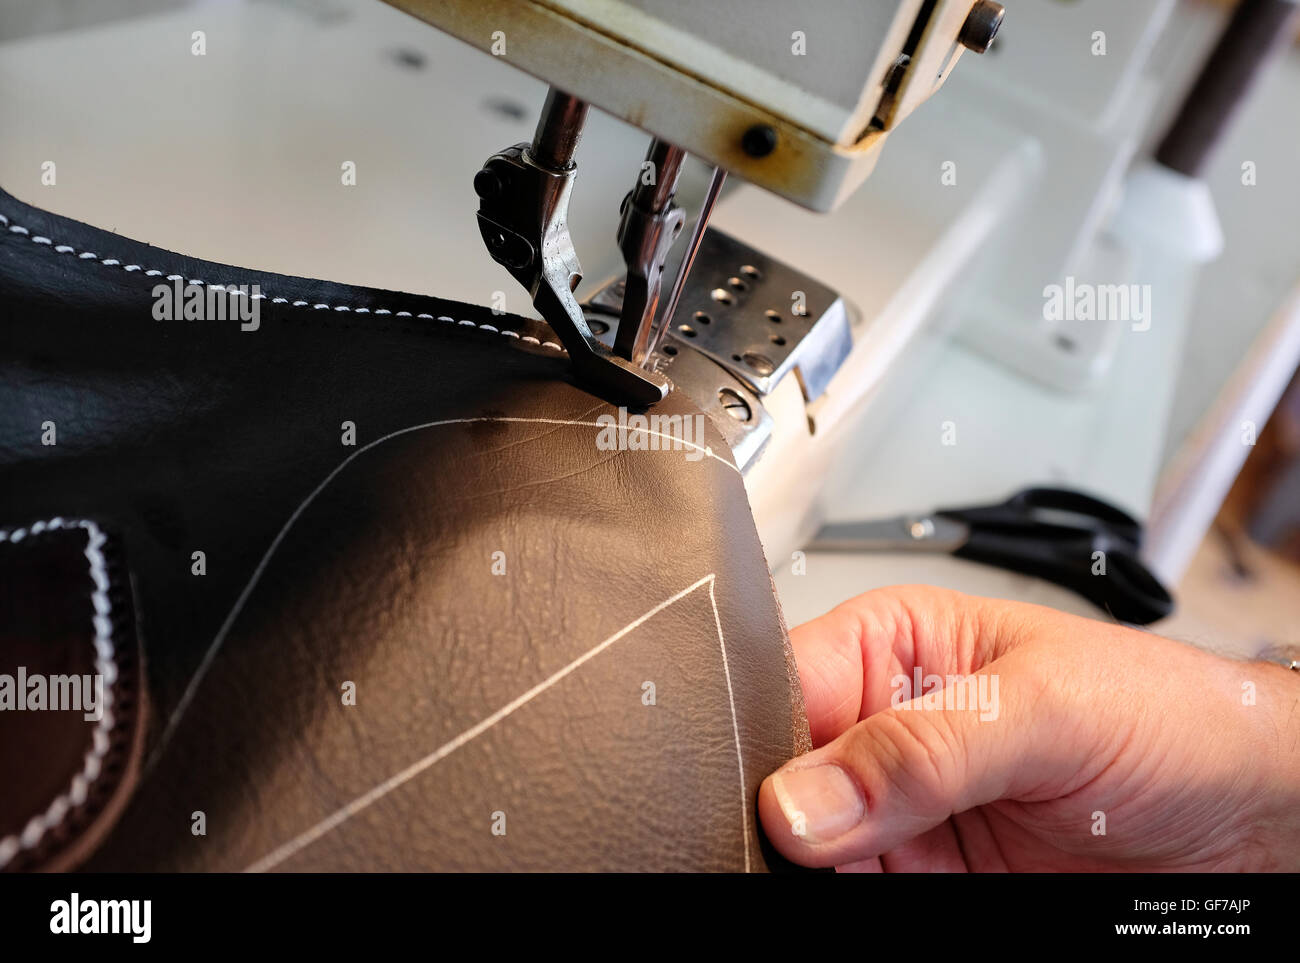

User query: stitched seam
[0,518,117,870]
[0,211,567,354]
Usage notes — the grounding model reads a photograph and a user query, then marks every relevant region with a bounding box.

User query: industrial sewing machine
[382,0,1004,460]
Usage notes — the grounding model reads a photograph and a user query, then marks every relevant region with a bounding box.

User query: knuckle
[852,709,962,816]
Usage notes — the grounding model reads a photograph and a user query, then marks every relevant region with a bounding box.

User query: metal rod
[614,139,688,363]
[530,88,589,171]
[1155,0,1300,178]
[650,165,727,359]
[632,140,686,215]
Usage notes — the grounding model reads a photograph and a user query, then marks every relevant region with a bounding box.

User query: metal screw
[742,352,775,376]
[718,387,752,423]
[908,517,937,540]
[959,0,1004,54]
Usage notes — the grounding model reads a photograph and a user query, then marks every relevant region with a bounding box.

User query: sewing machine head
[381,0,1004,408]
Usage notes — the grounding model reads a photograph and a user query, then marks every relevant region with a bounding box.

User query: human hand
[758,586,1300,871]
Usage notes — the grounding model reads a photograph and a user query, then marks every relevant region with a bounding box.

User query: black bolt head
[741,124,778,158]
[473,168,502,199]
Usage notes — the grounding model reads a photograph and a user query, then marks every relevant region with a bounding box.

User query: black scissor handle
[938,486,1143,547]
[1012,487,1144,543]
[949,528,1172,624]
[941,487,1172,624]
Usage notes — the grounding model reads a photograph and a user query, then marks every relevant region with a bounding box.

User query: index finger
[788,584,1037,746]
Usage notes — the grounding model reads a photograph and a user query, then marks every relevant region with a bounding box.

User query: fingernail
[769,765,864,843]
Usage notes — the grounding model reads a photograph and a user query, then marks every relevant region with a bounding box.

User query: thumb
[758,649,1089,867]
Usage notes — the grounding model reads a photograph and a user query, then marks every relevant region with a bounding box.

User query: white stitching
[0,518,117,869]
[707,575,751,873]
[0,214,567,353]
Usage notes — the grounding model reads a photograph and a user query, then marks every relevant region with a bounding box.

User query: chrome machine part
[474,88,670,407]
[587,280,773,472]
[586,227,853,471]
[647,340,774,472]
[613,139,687,365]
[652,165,728,361]
[660,229,853,401]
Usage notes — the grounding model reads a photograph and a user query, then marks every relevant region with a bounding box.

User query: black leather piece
[0,187,810,871]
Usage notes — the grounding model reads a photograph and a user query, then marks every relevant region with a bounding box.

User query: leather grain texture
[0,187,810,872]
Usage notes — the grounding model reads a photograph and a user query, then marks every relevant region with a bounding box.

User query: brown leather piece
[89,383,808,871]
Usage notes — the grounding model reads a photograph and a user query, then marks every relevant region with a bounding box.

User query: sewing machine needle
[650,165,727,361]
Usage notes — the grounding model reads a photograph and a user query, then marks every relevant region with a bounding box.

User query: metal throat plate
[584,228,854,472]
[658,229,852,400]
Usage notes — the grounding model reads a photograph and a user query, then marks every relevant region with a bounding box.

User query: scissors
[808,486,1174,625]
